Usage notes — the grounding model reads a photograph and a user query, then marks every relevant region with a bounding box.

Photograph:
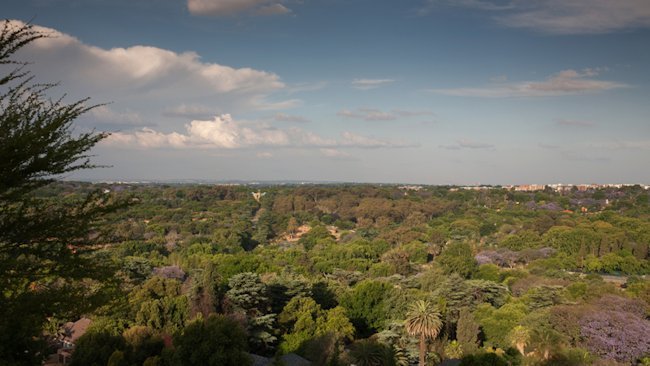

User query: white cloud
[440,139,495,150]
[88,105,144,126]
[339,131,410,148]
[104,114,414,150]
[252,97,302,110]
[255,3,291,16]
[337,108,433,121]
[351,79,395,90]
[431,69,626,98]
[419,0,513,15]
[338,108,397,121]
[274,113,310,123]
[393,109,434,117]
[163,104,217,119]
[187,0,291,16]
[497,0,650,34]
[422,0,650,34]
[287,81,329,94]
[9,20,290,114]
[106,128,189,149]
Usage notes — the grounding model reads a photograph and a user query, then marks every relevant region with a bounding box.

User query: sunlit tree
[404,300,443,366]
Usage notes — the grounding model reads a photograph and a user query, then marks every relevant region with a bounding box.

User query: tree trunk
[419,334,426,366]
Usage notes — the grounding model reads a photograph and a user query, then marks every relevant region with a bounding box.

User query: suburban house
[55,318,92,365]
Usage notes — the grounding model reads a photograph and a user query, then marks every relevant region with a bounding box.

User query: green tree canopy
[171,314,252,366]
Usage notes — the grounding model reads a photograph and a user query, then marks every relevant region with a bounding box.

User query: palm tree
[405,300,443,366]
[508,325,530,356]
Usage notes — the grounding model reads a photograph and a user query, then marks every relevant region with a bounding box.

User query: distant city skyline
[4,0,650,184]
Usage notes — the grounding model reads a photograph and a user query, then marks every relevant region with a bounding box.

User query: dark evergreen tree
[0,21,125,365]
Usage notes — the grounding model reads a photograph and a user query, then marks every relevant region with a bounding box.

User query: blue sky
[4,0,650,184]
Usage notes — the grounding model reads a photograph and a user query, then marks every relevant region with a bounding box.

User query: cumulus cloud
[8,20,289,115]
[431,69,626,98]
[351,79,395,90]
[440,139,495,150]
[187,0,291,16]
[104,114,414,150]
[421,0,650,34]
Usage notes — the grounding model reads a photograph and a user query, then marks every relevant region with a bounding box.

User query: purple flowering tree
[579,304,650,363]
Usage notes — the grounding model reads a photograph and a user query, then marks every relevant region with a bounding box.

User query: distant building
[398,185,423,191]
[514,184,546,192]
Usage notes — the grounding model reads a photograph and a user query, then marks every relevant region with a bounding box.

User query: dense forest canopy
[34,182,650,365]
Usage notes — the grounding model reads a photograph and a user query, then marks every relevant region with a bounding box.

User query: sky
[3,0,650,184]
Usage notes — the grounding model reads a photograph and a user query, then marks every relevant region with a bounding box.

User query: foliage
[474,302,528,349]
[71,330,126,366]
[278,296,354,355]
[0,20,125,365]
[456,307,480,355]
[579,307,650,363]
[340,280,394,336]
[348,339,397,366]
[171,314,252,366]
[405,300,443,366]
[437,242,478,278]
[5,165,650,364]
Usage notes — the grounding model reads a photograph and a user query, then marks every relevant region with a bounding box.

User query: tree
[436,242,478,278]
[189,262,222,317]
[348,339,397,366]
[278,297,354,355]
[171,314,252,366]
[456,307,480,355]
[508,325,530,356]
[0,20,123,365]
[226,272,269,315]
[287,216,299,238]
[404,300,443,366]
[70,330,126,366]
[340,280,393,336]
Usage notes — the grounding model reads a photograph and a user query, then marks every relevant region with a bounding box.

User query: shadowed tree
[405,300,443,366]
[349,339,396,366]
[0,20,126,365]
